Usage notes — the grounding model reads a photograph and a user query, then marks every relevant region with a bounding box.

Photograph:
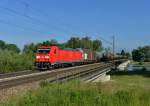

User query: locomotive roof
[39,46,101,52]
[39,45,59,48]
[39,46,79,51]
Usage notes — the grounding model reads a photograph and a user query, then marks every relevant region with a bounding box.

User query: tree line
[23,37,103,54]
[132,46,150,62]
[0,40,20,53]
[118,46,150,62]
[0,36,149,73]
[0,40,34,73]
[0,36,103,54]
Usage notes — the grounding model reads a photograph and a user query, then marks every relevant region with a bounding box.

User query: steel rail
[0,70,38,79]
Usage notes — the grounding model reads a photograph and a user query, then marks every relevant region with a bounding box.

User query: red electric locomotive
[35,45,97,70]
[35,46,82,69]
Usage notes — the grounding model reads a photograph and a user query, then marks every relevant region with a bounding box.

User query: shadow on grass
[107,70,150,78]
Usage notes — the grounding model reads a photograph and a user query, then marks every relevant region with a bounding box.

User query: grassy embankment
[1,71,150,106]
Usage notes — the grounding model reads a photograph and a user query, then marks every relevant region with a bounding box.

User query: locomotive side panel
[58,50,82,63]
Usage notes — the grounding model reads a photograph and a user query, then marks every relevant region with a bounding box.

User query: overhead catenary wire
[98,36,113,45]
[0,4,74,35]
[16,0,29,15]
[92,33,112,45]
[1,0,113,43]
[16,0,29,7]
[0,5,51,34]
[0,19,51,34]
[15,0,79,35]
[0,4,55,31]
[18,0,115,41]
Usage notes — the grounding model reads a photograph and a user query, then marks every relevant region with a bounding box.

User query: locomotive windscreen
[37,48,50,54]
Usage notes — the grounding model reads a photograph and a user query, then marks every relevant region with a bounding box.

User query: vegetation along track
[0,62,114,90]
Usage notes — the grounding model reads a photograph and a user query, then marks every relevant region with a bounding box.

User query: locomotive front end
[35,47,51,69]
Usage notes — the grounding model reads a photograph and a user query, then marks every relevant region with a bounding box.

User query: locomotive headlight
[36,56,40,59]
[45,56,49,59]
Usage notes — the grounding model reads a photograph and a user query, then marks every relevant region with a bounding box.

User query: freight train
[35,45,101,69]
[35,45,125,70]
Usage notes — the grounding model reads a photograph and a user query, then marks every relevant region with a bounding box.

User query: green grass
[1,73,150,106]
[131,60,150,66]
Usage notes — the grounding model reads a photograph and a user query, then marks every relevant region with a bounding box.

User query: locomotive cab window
[37,48,50,54]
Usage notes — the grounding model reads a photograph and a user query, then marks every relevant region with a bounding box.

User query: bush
[0,50,34,73]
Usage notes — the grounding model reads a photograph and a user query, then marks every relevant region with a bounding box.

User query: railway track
[0,64,91,79]
[0,70,39,79]
[0,59,126,79]
[0,63,104,79]
[49,63,113,83]
[0,62,114,90]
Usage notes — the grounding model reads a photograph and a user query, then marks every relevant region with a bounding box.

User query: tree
[42,39,59,46]
[140,46,150,61]
[132,46,150,62]
[23,43,38,54]
[58,43,66,49]
[23,39,61,54]
[6,44,20,53]
[81,36,91,49]
[66,37,81,48]
[121,49,125,56]
[0,40,6,50]
[92,40,103,51]
[65,36,103,51]
[132,49,141,61]
[125,52,131,58]
[0,40,20,53]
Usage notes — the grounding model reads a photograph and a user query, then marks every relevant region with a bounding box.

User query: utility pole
[112,35,115,64]
[96,34,116,64]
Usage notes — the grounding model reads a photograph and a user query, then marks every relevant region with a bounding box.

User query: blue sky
[0,0,149,52]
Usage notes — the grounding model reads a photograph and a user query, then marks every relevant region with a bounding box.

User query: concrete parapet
[117,60,130,71]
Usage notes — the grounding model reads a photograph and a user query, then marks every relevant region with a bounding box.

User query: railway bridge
[0,59,127,90]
